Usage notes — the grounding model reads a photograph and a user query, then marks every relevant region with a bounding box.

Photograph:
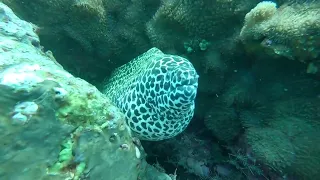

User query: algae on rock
[0,3,172,180]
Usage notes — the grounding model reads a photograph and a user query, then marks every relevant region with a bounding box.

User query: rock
[0,3,171,180]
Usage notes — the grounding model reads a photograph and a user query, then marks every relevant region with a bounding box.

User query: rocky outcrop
[0,3,172,180]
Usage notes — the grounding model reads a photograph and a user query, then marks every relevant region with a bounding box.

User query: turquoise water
[1,0,319,179]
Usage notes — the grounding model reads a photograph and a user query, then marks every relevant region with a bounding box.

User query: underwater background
[0,0,319,179]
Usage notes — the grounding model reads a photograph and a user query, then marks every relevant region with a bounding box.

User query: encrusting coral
[240,1,320,73]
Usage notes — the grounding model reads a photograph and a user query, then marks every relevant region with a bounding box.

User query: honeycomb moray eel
[103,47,199,141]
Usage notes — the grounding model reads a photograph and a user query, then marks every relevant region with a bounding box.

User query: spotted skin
[103,48,198,141]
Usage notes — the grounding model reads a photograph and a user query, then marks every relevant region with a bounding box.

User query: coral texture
[240,1,320,67]
[0,3,172,180]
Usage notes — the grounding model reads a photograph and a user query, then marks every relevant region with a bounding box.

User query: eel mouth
[174,84,197,101]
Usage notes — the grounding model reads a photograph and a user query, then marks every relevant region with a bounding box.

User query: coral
[227,149,265,178]
[240,1,320,64]
[240,1,277,41]
[238,110,268,129]
[270,117,320,178]
[194,48,228,95]
[246,97,320,179]
[163,133,216,178]
[231,92,270,129]
[269,98,320,178]
[203,70,272,142]
[146,0,260,51]
[245,128,296,172]
[0,3,172,179]
[220,71,257,107]
[272,98,320,125]
[2,0,155,82]
[204,104,241,143]
[72,0,105,19]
